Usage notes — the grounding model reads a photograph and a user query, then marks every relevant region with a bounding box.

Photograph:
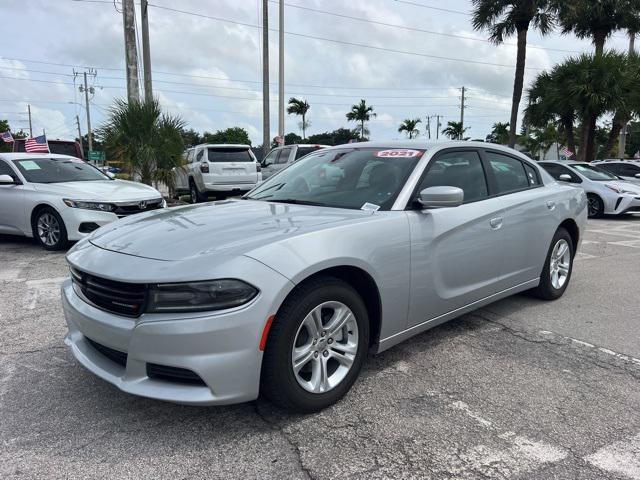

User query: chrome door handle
[489,217,503,230]
[546,201,556,210]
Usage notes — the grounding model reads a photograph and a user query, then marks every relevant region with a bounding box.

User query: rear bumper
[202,183,257,193]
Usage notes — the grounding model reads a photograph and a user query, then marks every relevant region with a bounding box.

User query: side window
[295,147,313,160]
[601,163,621,175]
[540,163,581,183]
[262,150,279,167]
[620,164,640,177]
[523,162,541,187]
[418,151,488,204]
[0,160,16,178]
[486,151,530,194]
[277,147,293,164]
[196,150,204,162]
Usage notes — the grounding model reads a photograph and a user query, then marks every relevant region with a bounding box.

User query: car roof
[0,152,79,161]
[196,144,251,149]
[324,140,523,155]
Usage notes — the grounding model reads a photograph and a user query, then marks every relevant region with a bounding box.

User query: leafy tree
[307,128,358,146]
[487,122,511,144]
[202,127,251,145]
[398,118,421,139]
[287,98,311,139]
[554,0,640,56]
[625,120,640,158]
[472,0,556,148]
[180,128,202,148]
[0,119,11,152]
[98,98,185,187]
[284,132,303,145]
[442,121,469,140]
[346,100,376,140]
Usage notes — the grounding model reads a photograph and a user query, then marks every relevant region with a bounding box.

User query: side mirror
[635,173,640,179]
[418,186,464,209]
[0,174,16,185]
[559,174,572,182]
[106,171,115,179]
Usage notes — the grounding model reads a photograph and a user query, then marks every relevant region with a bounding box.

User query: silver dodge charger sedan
[62,141,587,412]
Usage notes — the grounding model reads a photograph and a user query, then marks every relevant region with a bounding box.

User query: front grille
[113,199,163,218]
[86,337,128,367]
[71,267,147,317]
[146,363,206,385]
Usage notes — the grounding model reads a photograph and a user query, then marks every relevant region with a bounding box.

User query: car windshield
[570,163,618,181]
[245,147,425,210]
[207,148,253,162]
[12,157,109,183]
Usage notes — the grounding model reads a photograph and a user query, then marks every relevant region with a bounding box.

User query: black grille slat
[146,363,206,385]
[86,337,128,367]
[113,200,163,217]
[71,268,147,317]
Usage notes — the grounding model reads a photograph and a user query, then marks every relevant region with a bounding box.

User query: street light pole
[278,0,284,143]
[141,0,153,102]
[262,0,270,155]
[83,72,93,153]
[122,0,140,103]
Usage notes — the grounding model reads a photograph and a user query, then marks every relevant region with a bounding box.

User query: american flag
[25,135,49,153]
[560,146,573,158]
[1,131,13,143]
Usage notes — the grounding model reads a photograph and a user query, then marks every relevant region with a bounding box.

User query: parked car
[173,144,261,203]
[13,138,84,159]
[261,144,329,179]
[594,160,640,184]
[0,153,164,250]
[62,141,586,412]
[538,161,640,218]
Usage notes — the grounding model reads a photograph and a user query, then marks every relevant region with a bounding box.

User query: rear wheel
[32,207,69,251]
[189,179,206,203]
[533,227,574,300]
[261,277,369,413]
[587,194,604,218]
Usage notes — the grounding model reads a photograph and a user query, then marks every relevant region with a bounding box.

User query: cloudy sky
[1,0,634,145]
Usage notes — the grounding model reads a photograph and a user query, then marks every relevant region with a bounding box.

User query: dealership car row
[1,142,638,411]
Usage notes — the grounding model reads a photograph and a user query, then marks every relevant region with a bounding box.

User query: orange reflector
[259,315,276,351]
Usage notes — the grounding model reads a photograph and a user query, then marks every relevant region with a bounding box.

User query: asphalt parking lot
[1,216,639,480]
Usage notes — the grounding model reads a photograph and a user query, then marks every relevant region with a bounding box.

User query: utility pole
[426,116,431,139]
[262,0,270,155]
[141,0,153,102]
[460,87,466,140]
[76,115,83,153]
[436,115,442,140]
[122,0,140,103]
[278,0,285,143]
[81,72,94,152]
[618,33,637,157]
[27,104,33,137]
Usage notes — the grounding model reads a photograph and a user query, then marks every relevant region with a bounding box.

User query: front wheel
[32,207,69,251]
[587,194,604,218]
[261,277,369,413]
[533,227,574,300]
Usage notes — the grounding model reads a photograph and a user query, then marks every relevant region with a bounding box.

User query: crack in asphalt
[0,345,66,358]
[252,402,314,480]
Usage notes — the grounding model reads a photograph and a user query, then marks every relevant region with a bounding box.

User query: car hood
[88,199,378,261]
[603,180,640,194]
[33,179,161,201]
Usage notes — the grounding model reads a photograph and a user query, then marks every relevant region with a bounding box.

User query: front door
[0,160,26,235]
[407,149,505,327]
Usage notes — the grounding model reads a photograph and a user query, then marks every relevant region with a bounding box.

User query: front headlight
[146,279,259,313]
[605,184,636,195]
[63,199,115,212]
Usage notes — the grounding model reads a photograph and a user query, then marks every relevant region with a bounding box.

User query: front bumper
[60,208,119,241]
[61,263,292,405]
[605,194,640,215]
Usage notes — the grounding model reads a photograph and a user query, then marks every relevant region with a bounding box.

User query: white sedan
[0,153,165,250]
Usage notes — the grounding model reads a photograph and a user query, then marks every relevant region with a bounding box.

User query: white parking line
[585,434,640,479]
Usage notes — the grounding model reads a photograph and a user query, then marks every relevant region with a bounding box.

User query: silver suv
[261,144,328,180]
[174,144,262,202]
[594,160,640,184]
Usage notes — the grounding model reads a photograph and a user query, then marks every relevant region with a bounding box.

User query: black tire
[32,207,69,251]
[587,194,604,218]
[261,276,369,413]
[189,179,206,203]
[533,227,574,301]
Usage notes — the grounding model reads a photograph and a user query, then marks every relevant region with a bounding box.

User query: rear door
[483,150,558,288]
[619,163,640,181]
[205,147,258,185]
[174,149,191,191]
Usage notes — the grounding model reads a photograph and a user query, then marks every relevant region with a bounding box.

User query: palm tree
[442,121,469,140]
[554,0,640,57]
[472,0,556,148]
[488,122,510,144]
[398,118,421,139]
[346,99,376,141]
[286,97,311,139]
[99,98,185,187]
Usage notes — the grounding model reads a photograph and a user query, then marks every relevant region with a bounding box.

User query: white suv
[174,144,261,202]
[261,144,329,180]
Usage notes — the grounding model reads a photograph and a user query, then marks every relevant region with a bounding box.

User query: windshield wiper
[265,198,326,207]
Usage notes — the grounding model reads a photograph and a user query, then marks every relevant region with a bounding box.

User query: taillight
[200,163,209,173]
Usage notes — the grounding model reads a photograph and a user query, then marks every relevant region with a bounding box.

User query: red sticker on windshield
[376,149,423,158]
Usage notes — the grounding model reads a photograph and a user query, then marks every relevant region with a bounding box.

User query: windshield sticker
[361,202,381,212]
[68,158,85,164]
[376,149,423,158]
[18,160,41,170]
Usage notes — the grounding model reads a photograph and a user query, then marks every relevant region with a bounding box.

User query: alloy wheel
[588,197,601,217]
[550,239,571,290]
[291,301,359,394]
[37,213,61,247]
